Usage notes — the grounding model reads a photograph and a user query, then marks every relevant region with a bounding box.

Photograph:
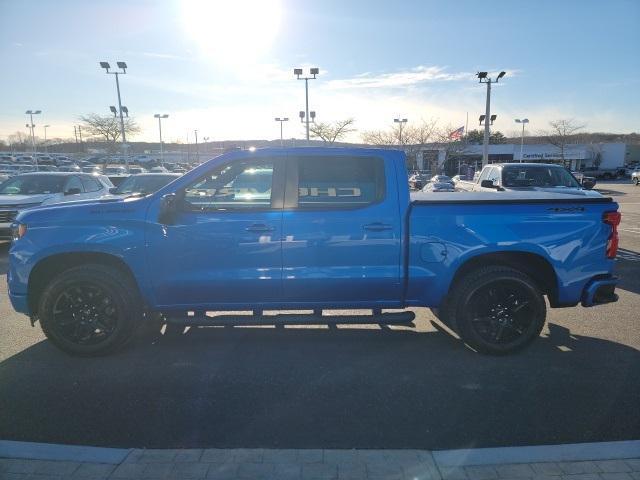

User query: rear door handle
[363,222,393,231]
[246,223,275,233]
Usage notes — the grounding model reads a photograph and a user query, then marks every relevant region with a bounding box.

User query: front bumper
[9,291,30,315]
[581,275,618,307]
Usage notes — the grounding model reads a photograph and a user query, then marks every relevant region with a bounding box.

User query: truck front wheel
[38,264,141,356]
[443,266,546,355]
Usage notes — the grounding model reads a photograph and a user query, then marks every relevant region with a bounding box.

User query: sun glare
[181,0,282,64]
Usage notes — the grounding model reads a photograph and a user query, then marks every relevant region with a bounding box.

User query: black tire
[38,264,142,356]
[635,178,639,186]
[442,266,546,355]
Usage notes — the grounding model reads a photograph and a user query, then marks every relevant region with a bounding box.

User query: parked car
[8,148,620,357]
[422,181,456,192]
[0,172,113,239]
[461,163,600,195]
[581,166,625,180]
[106,173,181,197]
[104,166,128,175]
[408,172,429,190]
[82,165,102,174]
[57,165,81,172]
[127,166,148,175]
[430,175,454,185]
[631,169,640,186]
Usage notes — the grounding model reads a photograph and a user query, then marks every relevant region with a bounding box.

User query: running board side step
[163,311,416,327]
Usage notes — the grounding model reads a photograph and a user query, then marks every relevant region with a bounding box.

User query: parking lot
[0,181,638,451]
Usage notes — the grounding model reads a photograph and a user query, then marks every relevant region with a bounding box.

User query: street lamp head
[283,117,289,121]
[310,67,319,76]
[117,61,127,70]
[299,111,305,121]
[294,68,303,77]
[154,114,161,118]
[497,71,506,80]
[490,114,497,121]
[310,111,316,119]
[515,119,521,123]
[477,71,488,80]
[34,110,41,114]
[110,106,117,116]
[44,124,50,128]
[121,106,129,117]
[100,61,111,70]
[25,110,32,114]
[522,118,529,124]
[479,115,486,124]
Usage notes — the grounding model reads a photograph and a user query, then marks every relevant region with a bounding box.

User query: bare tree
[79,114,140,149]
[309,118,356,145]
[545,119,586,167]
[7,131,32,150]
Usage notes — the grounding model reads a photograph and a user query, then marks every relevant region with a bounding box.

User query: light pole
[477,71,506,166]
[100,61,129,167]
[515,118,529,162]
[154,114,169,166]
[274,117,289,147]
[43,125,50,153]
[25,110,41,156]
[294,67,319,145]
[394,118,408,145]
[194,129,199,163]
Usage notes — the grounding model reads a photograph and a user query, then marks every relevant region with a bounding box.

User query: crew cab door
[281,153,402,305]
[145,156,285,308]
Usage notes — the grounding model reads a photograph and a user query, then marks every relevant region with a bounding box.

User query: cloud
[327,65,471,89]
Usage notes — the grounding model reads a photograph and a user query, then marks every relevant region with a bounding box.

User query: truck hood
[15,196,149,224]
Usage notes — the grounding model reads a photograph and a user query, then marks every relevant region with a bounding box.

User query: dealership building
[415,142,631,174]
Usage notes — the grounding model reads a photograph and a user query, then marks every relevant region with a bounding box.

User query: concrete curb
[0,440,130,464]
[1,439,639,467]
[434,440,640,466]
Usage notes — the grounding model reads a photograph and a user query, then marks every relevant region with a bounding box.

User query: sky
[1,0,639,144]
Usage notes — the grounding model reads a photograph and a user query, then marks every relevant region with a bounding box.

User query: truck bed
[410,190,613,203]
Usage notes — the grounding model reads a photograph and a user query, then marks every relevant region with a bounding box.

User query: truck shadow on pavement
[0,320,638,451]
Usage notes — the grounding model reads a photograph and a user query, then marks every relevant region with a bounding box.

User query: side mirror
[159,193,179,225]
[64,187,82,196]
[480,179,498,189]
[582,179,596,190]
[108,187,118,194]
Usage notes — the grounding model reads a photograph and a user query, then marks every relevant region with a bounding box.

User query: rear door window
[289,156,385,209]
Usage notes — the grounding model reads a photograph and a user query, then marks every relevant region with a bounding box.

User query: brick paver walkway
[1,448,639,480]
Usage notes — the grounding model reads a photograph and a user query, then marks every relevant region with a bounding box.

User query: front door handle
[246,223,275,233]
[363,222,393,231]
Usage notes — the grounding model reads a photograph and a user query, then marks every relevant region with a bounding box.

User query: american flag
[448,126,464,140]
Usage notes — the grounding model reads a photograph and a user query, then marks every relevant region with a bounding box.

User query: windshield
[502,166,581,188]
[0,175,65,195]
[114,175,177,195]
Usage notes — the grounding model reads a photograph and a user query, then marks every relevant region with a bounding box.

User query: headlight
[11,223,27,241]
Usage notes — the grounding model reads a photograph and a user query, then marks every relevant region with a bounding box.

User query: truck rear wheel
[443,266,546,355]
[38,264,141,356]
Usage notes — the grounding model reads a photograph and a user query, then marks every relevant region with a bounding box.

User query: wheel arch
[448,251,559,306]
[28,252,143,316]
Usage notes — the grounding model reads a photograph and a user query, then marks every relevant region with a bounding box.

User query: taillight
[603,211,621,259]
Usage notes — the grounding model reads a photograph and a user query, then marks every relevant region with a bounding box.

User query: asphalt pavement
[0,182,638,451]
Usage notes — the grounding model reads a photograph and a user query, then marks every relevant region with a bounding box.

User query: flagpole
[465,112,469,143]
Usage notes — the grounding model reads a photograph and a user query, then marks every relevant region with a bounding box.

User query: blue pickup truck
[7,148,621,356]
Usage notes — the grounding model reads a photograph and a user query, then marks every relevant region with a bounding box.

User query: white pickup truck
[455,163,599,196]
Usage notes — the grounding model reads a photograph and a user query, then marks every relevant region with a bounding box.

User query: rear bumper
[581,275,618,307]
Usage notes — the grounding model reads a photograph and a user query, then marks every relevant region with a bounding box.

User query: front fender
[8,221,151,307]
